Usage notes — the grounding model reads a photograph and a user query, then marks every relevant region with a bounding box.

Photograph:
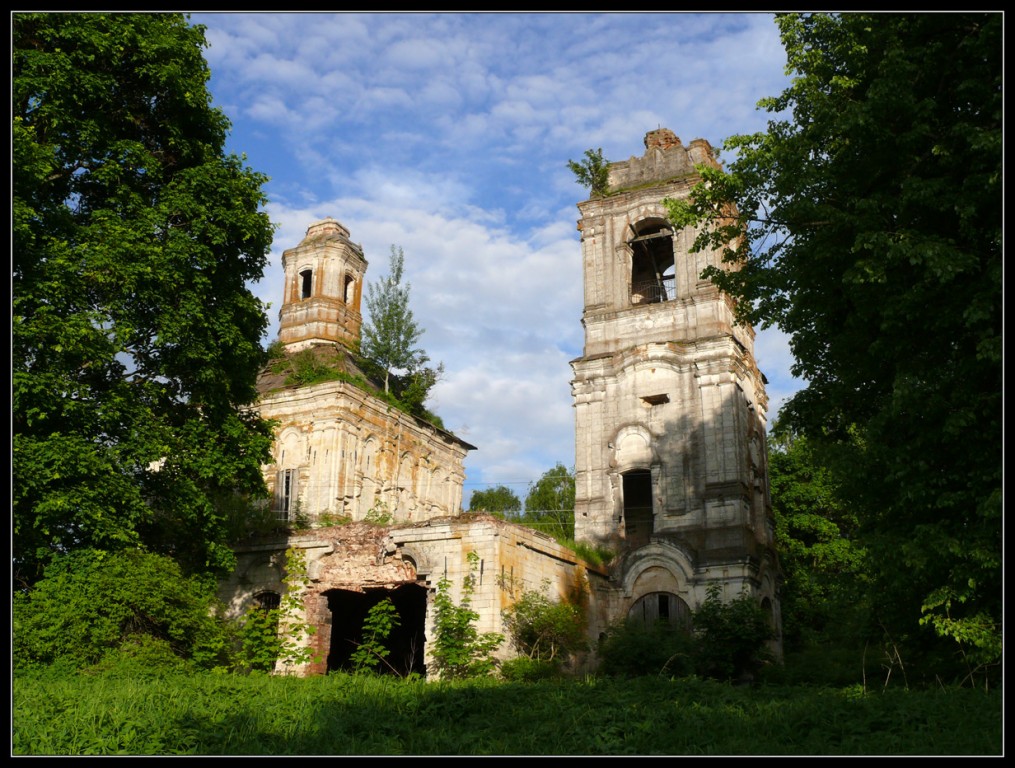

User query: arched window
[629,219,675,304]
[254,590,281,611]
[300,269,313,299]
[344,274,356,304]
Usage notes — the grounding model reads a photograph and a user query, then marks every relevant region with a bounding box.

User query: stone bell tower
[278,217,367,352]
[571,129,781,631]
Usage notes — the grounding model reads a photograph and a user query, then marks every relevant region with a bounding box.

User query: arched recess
[612,426,657,547]
[358,437,380,520]
[629,217,675,305]
[628,591,692,631]
[397,453,415,520]
[325,584,428,677]
[620,541,695,598]
[275,428,304,520]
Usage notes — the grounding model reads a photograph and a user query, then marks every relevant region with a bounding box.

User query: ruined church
[217,128,782,676]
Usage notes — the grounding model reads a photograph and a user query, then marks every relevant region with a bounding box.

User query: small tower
[571,129,781,640]
[277,218,367,352]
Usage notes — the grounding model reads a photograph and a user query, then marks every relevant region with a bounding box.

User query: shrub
[501,583,587,665]
[13,549,229,672]
[597,619,696,679]
[692,585,775,682]
[430,552,503,680]
[349,598,400,674]
[499,656,561,682]
[233,547,320,675]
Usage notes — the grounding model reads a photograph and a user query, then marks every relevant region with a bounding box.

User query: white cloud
[196,11,802,494]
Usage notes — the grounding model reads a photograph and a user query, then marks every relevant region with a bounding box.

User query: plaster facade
[221,131,782,677]
[571,128,782,634]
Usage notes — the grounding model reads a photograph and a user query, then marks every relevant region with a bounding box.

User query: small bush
[430,552,503,680]
[13,549,229,673]
[692,585,775,682]
[87,636,195,679]
[598,619,696,678]
[502,583,587,665]
[349,598,400,674]
[500,656,561,682]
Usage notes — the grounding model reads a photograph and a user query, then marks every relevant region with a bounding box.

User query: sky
[191,11,804,507]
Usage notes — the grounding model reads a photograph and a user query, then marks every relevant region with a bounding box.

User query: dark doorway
[326,583,427,676]
[623,470,654,548]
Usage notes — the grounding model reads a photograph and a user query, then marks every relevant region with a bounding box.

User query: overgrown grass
[13,670,1001,756]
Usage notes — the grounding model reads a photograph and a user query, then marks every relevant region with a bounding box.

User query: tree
[468,485,522,518]
[361,245,429,395]
[430,552,503,680]
[666,13,1001,682]
[349,598,401,675]
[567,147,610,197]
[768,427,868,652]
[692,585,775,683]
[13,549,229,672]
[523,464,576,542]
[13,13,276,587]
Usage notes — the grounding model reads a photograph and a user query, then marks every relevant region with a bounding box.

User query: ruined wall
[570,129,781,649]
[219,515,614,677]
[258,372,472,525]
[278,218,367,352]
[259,217,475,527]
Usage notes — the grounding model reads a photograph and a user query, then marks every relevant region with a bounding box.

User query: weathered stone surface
[572,129,783,648]
[222,134,784,677]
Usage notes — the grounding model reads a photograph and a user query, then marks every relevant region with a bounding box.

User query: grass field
[12,670,1003,756]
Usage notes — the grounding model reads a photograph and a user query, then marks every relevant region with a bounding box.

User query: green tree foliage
[361,245,429,395]
[501,584,587,665]
[234,548,319,674]
[597,619,696,679]
[430,552,503,680]
[567,147,610,197]
[13,549,229,672]
[349,598,401,675]
[468,485,522,518]
[235,600,281,674]
[692,586,775,683]
[522,464,576,542]
[768,427,868,651]
[665,13,1001,682]
[12,13,276,586]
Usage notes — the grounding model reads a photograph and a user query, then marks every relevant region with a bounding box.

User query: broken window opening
[629,220,675,305]
[623,469,654,547]
[300,269,312,300]
[641,393,670,406]
[277,468,298,521]
[325,585,427,677]
[344,274,356,304]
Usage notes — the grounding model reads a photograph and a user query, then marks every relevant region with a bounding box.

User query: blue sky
[191,11,804,505]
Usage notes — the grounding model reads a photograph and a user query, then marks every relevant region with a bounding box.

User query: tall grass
[13,670,1001,756]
